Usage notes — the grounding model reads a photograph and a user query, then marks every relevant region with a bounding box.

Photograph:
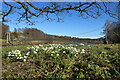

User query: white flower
[8,52,11,56]
[52,51,55,53]
[32,46,35,49]
[19,57,23,59]
[81,51,85,54]
[74,54,77,57]
[39,44,41,46]
[82,49,85,52]
[34,51,37,54]
[11,55,14,56]
[15,50,21,54]
[34,45,39,49]
[8,52,11,55]
[81,49,85,54]
[24,56,27,58]
[27,47,30,49]
[23,59,26,62]
[17,57,20,59]
[36,49,38,51]
[63,51,66,53]
[56,54,59,56]
[51,54,53,56]
[19,54,22,56]
[12,50,14,53]
[8,54,11,56]
[26,52,30,55]
[43,48,47,51]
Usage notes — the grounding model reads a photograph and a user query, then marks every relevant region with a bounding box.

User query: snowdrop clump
[7,50,27,62]
[7,44,86,62]
[8,50,21,57]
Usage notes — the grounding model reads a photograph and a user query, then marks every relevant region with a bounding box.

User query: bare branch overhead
[2,0,119,24]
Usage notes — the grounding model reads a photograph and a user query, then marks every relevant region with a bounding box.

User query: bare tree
[2,0,119,25]
[103,20,120,44]
[103,20,111,44]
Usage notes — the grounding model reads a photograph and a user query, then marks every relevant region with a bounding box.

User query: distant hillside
[9,27,103,44]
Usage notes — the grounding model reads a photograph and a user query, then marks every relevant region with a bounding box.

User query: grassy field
[2,44,120,79]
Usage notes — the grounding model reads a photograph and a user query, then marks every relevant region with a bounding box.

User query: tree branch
[2,0,13,22]
[2,0,118,24]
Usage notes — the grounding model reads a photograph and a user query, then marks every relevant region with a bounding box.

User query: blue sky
[2,2,118,39]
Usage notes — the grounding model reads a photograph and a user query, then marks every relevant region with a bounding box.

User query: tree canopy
[2,0,120,25]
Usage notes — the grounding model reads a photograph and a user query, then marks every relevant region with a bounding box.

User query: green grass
[2,44,120,79]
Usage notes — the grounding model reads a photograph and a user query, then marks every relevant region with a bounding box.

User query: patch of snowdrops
[7,44,86,62]
[7,50,27,62]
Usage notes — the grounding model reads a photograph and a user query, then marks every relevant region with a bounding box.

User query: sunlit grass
[2,44,120,79]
